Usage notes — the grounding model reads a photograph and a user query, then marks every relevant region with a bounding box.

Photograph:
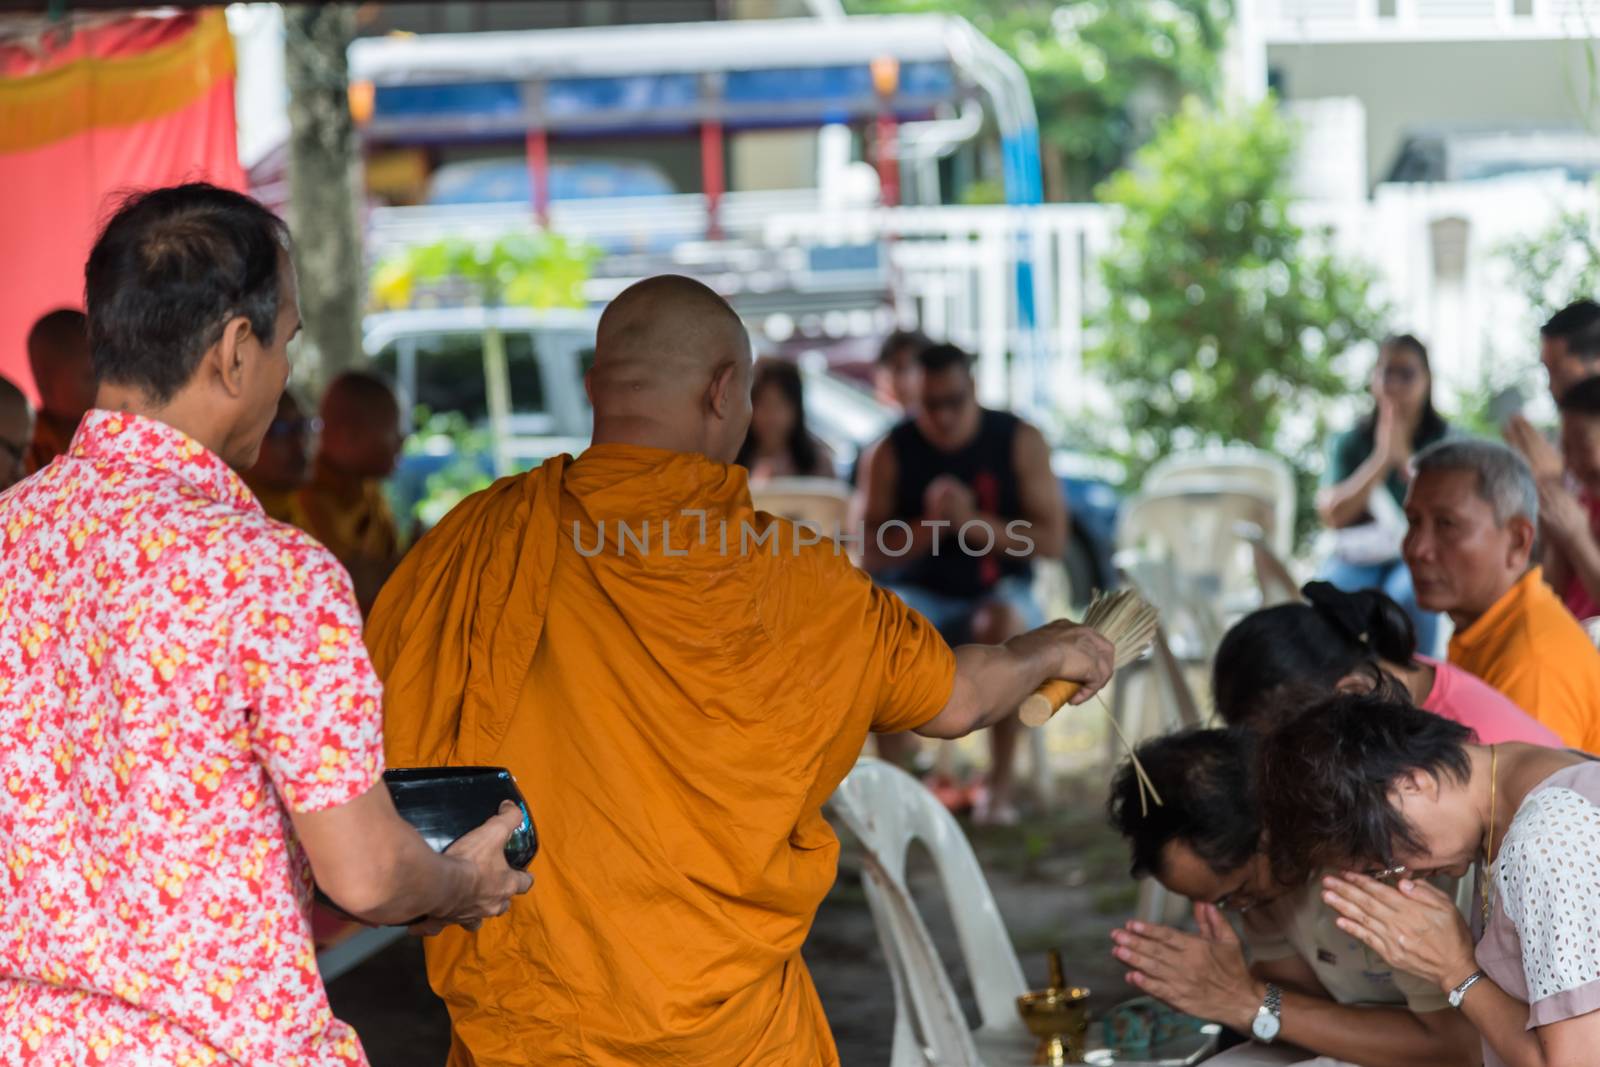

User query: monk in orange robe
[300,370,406,614]
[366,275,1115,1066]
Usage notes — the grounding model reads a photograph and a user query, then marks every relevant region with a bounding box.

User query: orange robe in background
[366,444,956,1066]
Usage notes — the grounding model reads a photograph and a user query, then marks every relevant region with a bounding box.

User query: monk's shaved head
[318,370,402,479]
[589,275,753,462]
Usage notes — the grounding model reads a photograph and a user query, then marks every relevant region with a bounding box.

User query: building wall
[1268,37,1600,187]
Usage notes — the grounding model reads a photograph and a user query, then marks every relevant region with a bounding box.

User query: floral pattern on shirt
[0,410,383,1065]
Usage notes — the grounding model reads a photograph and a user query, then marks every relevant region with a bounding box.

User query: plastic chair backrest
[1145,449,1296,559]
[750,476,852,536]
[1117,483,1275,610]
[828,758,1029,1064]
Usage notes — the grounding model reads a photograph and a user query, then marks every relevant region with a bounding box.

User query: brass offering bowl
[1017,950,1090,1065]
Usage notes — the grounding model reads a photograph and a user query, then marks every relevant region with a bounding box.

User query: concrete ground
[327,769,1142,1064]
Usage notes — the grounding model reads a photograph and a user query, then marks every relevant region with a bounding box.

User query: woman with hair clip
[1260,694,1600,1067]
[1317,334,1450,655]
[1213,581,1560,745]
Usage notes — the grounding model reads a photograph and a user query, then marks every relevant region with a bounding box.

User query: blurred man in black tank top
[861,343,1067,824]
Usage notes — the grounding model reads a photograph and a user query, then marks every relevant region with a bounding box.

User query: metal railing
[1260,0,1600,40]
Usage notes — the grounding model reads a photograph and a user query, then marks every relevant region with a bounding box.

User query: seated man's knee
[972,600,1025,644]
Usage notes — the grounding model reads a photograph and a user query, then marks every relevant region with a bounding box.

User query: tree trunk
[284,4,363,388]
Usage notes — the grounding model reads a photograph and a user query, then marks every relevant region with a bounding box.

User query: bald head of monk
[0,376,33,492]
[588,275,752,463]
[318,370,403,479]
[28,308,94,423]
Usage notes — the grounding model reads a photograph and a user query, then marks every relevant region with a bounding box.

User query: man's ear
[706,360,738,418]
[1507,514,1537,566]
[207,315,253,400]
[1391,768,1438,803]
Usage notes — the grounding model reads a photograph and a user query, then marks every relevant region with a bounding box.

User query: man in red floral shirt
[0,184,531,1065]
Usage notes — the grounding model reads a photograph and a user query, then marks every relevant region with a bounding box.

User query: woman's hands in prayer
[1374,399,1411,474]
[1321,873,1478,994]
[1110,903,1262,1030]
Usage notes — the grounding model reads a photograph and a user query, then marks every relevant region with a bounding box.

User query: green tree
[1090,98,1383,543]
[372,231,597,521]
[846,0,1231,200]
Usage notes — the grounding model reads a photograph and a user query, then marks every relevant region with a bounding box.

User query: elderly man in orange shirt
[367,274,1117,1066]
[1403,437,1600,751]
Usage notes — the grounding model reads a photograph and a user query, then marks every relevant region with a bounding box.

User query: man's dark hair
[1543,299,1600,364]
[85,183,290,404]
[1541,299,1600,341]
[1259,692,1473,884]
[1558,374,1600,418]
[1107,728,1260,879]
[876,329,930,366]
[917,342,972,376]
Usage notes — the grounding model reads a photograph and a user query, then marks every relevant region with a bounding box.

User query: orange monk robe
[297,457,403,614]
[367,444,956,1067]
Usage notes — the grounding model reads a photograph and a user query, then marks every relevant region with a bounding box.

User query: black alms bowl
[314,766,537,922]
[384,766,538,870]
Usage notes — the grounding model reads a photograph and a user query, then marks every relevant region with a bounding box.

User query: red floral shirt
[0,411,383,1065]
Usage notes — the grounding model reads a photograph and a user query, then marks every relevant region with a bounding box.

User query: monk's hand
[1110,906,1261,1030]
[1033,619,1115,704]
[422,802,535,934]
[1322,873,1476,992]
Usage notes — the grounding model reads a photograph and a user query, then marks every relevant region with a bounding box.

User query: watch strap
[1449,970,1485,1007]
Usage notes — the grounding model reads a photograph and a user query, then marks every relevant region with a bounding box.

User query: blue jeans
[1319,556,1442,659]
[883,574,1046,646]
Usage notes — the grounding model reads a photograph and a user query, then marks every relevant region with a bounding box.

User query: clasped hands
[1109,902,1263,1031]
[1320,872,1478,994]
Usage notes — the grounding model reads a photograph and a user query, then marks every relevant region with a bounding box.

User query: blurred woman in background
[1317,334,1450,655]
[1212,581,1558,747]
[736,358,836,482]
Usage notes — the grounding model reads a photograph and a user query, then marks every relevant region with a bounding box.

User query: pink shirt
[0,412,381,1065]
[1418,655,1562,746]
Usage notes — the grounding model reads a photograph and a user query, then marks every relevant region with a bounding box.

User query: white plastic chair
[827,757,1033,1067]
[1117,482,1277,657]
[1145,447,1296,561]
[750,476,853,541]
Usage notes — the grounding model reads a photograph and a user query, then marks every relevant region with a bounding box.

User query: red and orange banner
[0,9,245,403]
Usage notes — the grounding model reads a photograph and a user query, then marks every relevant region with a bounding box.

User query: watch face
[1448,990,1464,1008]
[1252,1011,1281,1042]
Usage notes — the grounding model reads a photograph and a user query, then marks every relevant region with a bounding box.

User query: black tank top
[886,408,1032,598]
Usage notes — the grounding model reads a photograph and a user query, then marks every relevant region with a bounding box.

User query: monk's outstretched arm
[916,620,1114,739]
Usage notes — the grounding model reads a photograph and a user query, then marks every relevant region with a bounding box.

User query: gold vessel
[1016,950,1090,1065]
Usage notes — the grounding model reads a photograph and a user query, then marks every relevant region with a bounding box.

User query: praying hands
[1320,873,1478,994]
[1110,903,1263,1031]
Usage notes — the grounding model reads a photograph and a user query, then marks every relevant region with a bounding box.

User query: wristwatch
[1251,982,1282,1043]
[1448,970,1486,1008]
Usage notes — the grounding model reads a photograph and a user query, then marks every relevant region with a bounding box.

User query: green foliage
[1090,99,1384,543]
[846,0,1231,199]
[372,231,598,310]
[404,408,496,528]
[1499,208,1600,328]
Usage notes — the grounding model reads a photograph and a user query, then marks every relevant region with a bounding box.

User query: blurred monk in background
[367,274,1116,1066]
[25,308,94,472]
[301,370,405,614]
[242,389,313,526]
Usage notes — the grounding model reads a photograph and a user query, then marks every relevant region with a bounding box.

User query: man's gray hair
[1413,438,1538,527]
